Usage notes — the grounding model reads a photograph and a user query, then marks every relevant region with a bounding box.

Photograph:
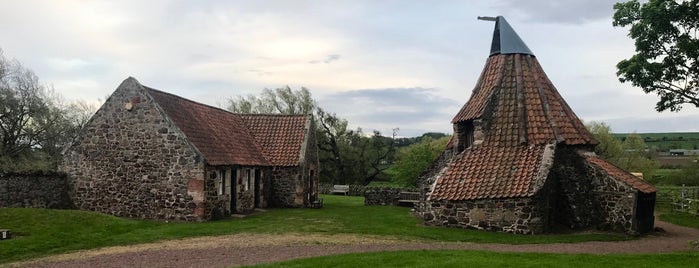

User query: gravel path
[10,220,699,268]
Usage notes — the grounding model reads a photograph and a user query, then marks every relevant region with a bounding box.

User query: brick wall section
[0,172,73,209]
[421,197,547,234]
[61,78,205,221]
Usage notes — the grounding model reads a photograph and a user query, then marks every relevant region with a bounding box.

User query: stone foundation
[422,197,546,234]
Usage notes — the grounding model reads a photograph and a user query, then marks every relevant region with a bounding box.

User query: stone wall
[364,187,417,206]
[547,147,600,229]
[549,148,641,233]
[319,183,366,196]
[299,117,320,205]
[0,172,73,209]
[61,78,205,221]
[421,197,547,234]
[583,159,639,233]
[269,167,302,207]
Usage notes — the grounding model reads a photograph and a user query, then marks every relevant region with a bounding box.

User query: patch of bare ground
[9,220,699,268]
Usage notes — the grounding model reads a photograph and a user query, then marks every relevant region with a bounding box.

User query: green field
[612,132,699,150]
[0,195,630,264]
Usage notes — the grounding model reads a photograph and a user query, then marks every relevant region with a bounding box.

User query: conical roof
[429,17,597,201]
[452,17,595,146]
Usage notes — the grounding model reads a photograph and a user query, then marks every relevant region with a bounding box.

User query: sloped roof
[430,17,599,201]
[147,88,269,166]
[429,145,550,200]
[583,154,657,194]
[241,114,308,166]
[451,53,596,146]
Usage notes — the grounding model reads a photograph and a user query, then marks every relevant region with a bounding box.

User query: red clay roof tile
[241,114,308,166]
[429,145,550,200]
[452,54,596,146]
[583,154,657,194]
[146,87,307,167]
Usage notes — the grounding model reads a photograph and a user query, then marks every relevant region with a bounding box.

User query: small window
[218,170,225,196]
[456,121,475,152]
[245,169,251,191]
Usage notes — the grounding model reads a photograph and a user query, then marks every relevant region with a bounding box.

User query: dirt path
[10,220,699,268]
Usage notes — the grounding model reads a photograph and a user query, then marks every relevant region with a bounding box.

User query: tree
[227,86,315,114]
[586,121,623,160]
[228,87,397,185]
[586,121,658,176]
[613,0,699,112]
[390,136,450,187]
[0,48,90,171]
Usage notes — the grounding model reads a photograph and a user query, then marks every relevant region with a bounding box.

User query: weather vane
[477,16,497,21]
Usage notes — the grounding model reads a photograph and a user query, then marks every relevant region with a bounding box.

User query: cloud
[308,54,341,64]
[494,0,617,24]
[319,87,460,136]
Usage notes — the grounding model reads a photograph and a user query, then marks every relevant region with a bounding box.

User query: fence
[656,185,699,214]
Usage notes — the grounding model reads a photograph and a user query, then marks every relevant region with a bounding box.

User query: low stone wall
[422,197,546,234]
[364,187,418,206]
[0,171,73,209]
[319,183,366,196]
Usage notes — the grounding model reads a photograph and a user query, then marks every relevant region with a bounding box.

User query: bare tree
[0,48,92,170]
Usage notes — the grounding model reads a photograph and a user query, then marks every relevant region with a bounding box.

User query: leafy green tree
[621,133,658,176]
[613,0,699,112]
[586,121,623,161]
[391,136,450,187]
[586,121,658,176]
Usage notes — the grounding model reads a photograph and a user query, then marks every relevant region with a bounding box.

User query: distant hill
[612,132,699,151]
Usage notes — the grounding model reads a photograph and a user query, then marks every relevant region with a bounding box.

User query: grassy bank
[0,195,630,263]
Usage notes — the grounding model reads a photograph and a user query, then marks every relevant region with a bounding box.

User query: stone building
[62,77,319,221]
[417,17,656,234]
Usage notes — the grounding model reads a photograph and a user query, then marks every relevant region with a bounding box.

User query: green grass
[659,212,699,229]
[1,195,629,263]
[249,250,699,268]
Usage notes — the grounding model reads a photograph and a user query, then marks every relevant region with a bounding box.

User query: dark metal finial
[477,16,497,21]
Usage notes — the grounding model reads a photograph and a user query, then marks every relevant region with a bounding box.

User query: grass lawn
[1,195,629,263]
[249,250,699,268]
[659,212,699,229]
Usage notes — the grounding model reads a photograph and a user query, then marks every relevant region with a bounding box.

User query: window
[455,121,475,152]
[245,169,252,191]
[218,170,225,196]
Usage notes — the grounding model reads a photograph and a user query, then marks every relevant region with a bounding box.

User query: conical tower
[420,17,656,234]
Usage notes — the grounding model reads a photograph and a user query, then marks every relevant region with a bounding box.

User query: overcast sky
[1,0,697,137]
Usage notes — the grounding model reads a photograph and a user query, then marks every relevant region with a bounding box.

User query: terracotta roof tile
[147,88,309,167]
[583,154,657,194]
[452,54,596,146]
[429,145,550,200]
[241,114,308,166]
